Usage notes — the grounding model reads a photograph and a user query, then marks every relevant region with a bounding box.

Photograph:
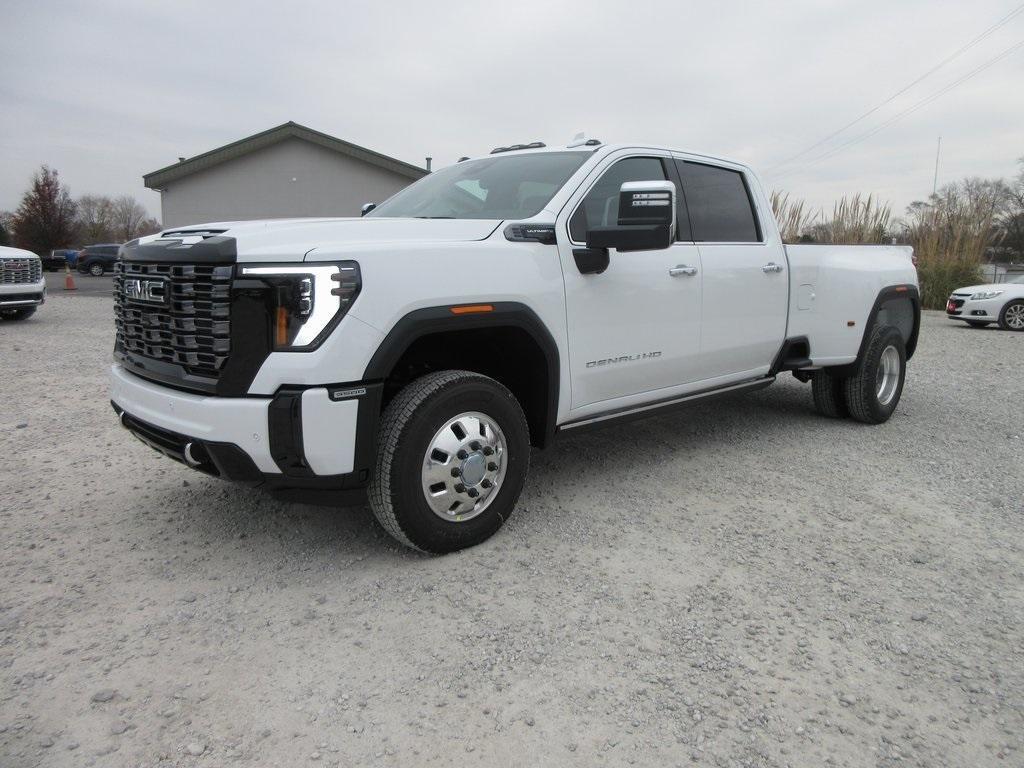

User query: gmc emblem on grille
[124,277,167,304]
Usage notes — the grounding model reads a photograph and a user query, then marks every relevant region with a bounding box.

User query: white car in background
[946,275,1024,331]
[0,245,46,321]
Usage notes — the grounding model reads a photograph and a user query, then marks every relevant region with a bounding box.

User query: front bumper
[946,295,1001,322]
[0,279,46,308]
[110,364,380,504]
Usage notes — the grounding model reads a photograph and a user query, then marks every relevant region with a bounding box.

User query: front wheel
[89,262,105,277]
[368,371,530,553]
[843,325,906,424]
[999,300,1024,331]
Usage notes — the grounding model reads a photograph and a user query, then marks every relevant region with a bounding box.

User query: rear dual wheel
[811,325,906,424]
[369,371,530,554]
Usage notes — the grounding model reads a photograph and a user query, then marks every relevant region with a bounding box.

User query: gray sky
[3,0,1022,222]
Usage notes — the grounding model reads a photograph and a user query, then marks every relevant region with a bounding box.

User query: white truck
[110,139,920,553]
[0,246,46,320]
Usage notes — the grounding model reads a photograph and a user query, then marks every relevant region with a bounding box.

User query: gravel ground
[1,294,1022,768]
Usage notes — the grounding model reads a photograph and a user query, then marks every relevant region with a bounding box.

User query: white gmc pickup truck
[110,139,919,552]
[0,246,46,320]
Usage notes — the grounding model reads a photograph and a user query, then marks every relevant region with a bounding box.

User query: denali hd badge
[124,277,168,305]
[586,351,662,368]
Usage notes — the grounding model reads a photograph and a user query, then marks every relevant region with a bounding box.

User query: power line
[771,37,1024,181]
[770,3,1024,171]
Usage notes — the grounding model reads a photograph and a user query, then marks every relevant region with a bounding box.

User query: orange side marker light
[275,306,289,347]
[450,304,494,315]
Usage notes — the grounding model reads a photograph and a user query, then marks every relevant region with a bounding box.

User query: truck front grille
[114,261,233,383]
[0,258,42,284]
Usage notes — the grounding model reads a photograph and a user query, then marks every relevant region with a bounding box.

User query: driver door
[556,154,703,412]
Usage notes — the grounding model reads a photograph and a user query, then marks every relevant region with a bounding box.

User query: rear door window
[675,161,760,243]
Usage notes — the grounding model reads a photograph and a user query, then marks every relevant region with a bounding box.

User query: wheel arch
[363,302,560,448]
[831,284,920,376]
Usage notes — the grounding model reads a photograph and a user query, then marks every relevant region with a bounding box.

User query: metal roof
[143,122,428,189]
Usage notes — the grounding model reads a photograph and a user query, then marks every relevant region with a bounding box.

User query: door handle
[762,262,784,273]
[669,265,698,277]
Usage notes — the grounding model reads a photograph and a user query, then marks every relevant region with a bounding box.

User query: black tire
[998,299,1024,332]
[843,325,906,424]
[368,371,530,554]
[966,321,990,328]
[811,369,848,418]
[88,262,105,277]
[0,307,36,321]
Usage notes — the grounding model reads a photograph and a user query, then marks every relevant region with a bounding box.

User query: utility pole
[932,136,942,196]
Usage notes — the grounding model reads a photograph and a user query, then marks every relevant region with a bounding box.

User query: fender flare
[832,284,920,376]
[363,302,561,447]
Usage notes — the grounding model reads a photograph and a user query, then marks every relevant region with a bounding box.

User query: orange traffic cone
[64,263,77,291]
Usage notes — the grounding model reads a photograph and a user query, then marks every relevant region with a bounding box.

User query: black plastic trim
[504,223,557,244]
[769,335,811,376]
[268,389,309,476]
[112,400,370,506]
[363,302,560,447]
[122,235,238,263]
[572,247,610,275]
[112,402,263,483]
[266,381,383,482]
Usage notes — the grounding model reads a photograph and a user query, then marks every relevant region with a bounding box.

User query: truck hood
[144,217,503,262]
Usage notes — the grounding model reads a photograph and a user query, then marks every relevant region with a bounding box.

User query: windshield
[368,152,588,220]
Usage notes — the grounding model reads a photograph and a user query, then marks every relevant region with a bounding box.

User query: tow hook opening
[183,442,202,468]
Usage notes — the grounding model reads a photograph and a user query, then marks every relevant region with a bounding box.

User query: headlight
[970,290,1002,300]
[238,262,361,350]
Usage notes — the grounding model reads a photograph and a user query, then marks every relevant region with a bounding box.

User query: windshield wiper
[414,216,455,219]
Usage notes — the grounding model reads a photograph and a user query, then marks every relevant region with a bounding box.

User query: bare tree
[136,217,163,237]
[109,195,149,242]
[12,166,77,255]
[994,158,1024,261]
[0,210,13,247]
[76,194,115,244]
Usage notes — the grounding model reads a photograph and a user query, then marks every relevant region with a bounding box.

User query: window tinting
[676,161,759,243]
[569,157,667,242]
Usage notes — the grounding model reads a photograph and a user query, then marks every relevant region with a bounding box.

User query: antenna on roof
[567,132,602,148]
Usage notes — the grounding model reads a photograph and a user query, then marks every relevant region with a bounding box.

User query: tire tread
[368,370,527,552]
[811,370,848,418]
[843,325,904,424]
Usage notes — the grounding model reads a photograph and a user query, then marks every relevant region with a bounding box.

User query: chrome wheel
[1005,303,1024,330]
[421,411,507,523]
[876,345,901,406]
[89,263,104,276]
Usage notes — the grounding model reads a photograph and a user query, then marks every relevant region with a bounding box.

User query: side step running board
[558,377,775,433]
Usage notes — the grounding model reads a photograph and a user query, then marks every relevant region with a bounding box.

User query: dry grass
[814,194,892,245]
[770,191,817,243]
[903,181,1004,308]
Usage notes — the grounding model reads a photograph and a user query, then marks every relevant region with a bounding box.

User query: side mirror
[586,180,675,252]
[360,202,377,217]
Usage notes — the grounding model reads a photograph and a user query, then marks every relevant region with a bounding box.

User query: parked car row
[24,244,123,275]
[43,249,78,271]
[76,243,121,276]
